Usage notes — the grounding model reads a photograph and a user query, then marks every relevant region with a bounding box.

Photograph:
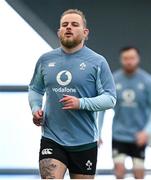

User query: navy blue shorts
[112,139,146,159]
[39,137,97,175]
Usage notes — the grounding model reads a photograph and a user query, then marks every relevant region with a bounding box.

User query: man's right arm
[28,89,43,114]
[28,58,45,125]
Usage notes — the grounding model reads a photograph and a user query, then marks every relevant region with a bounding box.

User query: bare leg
[114,163,125,179]
[133,168,144,179]
[39,158,67,179]
[133,158,144,179]
[113,153,126,179]
[70,173,95,179]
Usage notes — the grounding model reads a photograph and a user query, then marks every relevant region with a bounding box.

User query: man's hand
[136,131,149,146]
[33,109,43,126]
[97,138,103,148]
[59,95,80,110]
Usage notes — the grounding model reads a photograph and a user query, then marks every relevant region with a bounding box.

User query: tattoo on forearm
[39,159,58,179]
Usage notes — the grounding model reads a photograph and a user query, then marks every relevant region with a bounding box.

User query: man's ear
[84,28,89,40]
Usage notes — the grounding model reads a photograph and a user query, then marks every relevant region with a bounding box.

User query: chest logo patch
[116,83,122,90]
[121,89,137,107]
[80,62,86,70]
[137,83,144,90]
[56,70,72,86]
[48,62,56,67]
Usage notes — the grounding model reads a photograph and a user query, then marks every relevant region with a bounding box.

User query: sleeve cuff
[79,98,85,110]
[31,106,41,115]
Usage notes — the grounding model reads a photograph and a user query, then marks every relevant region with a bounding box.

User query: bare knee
[113,154,126,179]
[114,163,125,179]
[39,158,67,179]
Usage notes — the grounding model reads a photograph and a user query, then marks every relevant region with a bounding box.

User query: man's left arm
[79,59,116,111]
[136,78,151,146]
[60,59,116,111]
[145,113,151,146]
[144,78,151,135]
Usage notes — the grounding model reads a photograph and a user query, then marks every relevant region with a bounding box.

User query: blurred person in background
[112,46,151,179]
[28,9,116,179]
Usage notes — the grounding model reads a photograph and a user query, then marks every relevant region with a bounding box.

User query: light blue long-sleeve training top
[113,69,151,143]
[28,46,116,147]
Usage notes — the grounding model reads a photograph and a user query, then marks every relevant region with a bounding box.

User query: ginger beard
[59,31,84,49]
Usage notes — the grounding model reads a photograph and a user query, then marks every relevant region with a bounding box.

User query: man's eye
[62,23,68,27]
[72,22,79,27]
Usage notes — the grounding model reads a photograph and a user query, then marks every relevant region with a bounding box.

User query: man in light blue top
[28,9,116,179]
[112,46,151,179]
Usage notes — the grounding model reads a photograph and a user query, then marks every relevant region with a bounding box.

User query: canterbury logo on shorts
[41,148,53,155]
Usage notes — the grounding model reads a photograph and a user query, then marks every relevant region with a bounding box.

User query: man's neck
[123,68,138,76]
[61,42,84,54]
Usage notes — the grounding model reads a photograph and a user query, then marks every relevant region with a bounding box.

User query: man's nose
[66,23,72,29]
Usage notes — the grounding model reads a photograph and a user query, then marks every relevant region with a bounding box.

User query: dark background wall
[6,0,151,73]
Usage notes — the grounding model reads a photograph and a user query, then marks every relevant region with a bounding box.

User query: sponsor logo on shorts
[41,148,53,155]
[86,160,92,170]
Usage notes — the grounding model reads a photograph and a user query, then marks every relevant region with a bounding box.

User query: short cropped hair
[60,9,87,28]
[119,46,140,55]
